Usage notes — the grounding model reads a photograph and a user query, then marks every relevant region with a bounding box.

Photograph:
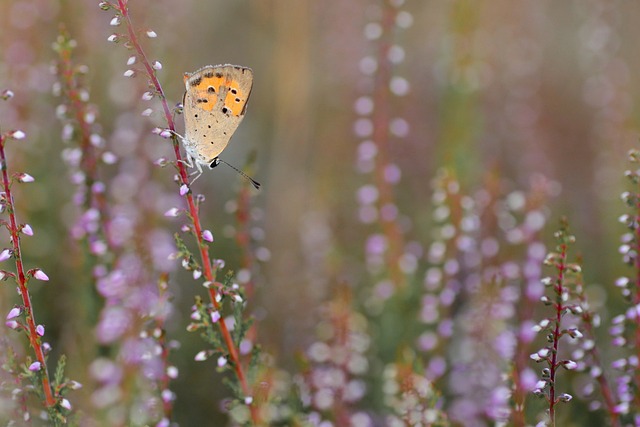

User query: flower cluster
[355,0,414,293]
[609,149,640,422]
[299,292,371,426]
[383,360,448,426]
[52,24,177,425]
[0,101,77,425]
[100,1,261,423]
[530,220,583,424]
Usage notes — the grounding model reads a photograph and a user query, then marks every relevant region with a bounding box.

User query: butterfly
[178,64,259,188]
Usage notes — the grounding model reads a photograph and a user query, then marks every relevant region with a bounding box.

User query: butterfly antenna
[218,159,261,190]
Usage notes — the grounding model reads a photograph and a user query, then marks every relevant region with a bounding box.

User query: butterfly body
[180,64,254,176]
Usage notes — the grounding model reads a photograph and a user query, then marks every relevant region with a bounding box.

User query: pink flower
[6,307,20,320]
[0,249,11,262]
[28,361,41,372]
[202,230,214,242]
[10,130,25,140]
[179,185,189,196]
[21,224,33,236]
[36,324,45,336]
[33,269,49,281]
[164,207,180,217]
[17,173,34,183]
[167,366,178,379]
[5,320,18,329]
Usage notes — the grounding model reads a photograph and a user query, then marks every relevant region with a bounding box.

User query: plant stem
[0,135,55,407]
[115,1,256,420]
[549,242,567,426]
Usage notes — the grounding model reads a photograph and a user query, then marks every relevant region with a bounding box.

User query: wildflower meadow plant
[0,93,77,425]
[3,1,640,426]
[102,0,262,423]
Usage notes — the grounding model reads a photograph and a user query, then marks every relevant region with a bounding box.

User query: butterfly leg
[189,161,204,184]
[179,157,194,168]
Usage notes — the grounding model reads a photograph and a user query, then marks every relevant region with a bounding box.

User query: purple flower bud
[559,393,572,402]
[10,130,26,140]
[0,249,12,262]
[244,396,253,405]
[109,16,120,26]
[68,381,82,390]
[217,356,227,367]
[60,398,72,410]
[202,230,214,242]
[167,366,178,379]
[21,224,33,236]
[164,207,180,217]
[35,324,44,336]
[6,307,20,320]
[161,389,175,403]
[33,269,49,281]
[612,358,627,370]
[194,351,208,361]
[210,311,220,323]
[567,328,583,339]
[1,89,14,100]
[28,361,41,371]
[538,348,550,358]
[5,320,18,329]
[152,61,162,70]
[17,173,34,183]
[179,185,189,196]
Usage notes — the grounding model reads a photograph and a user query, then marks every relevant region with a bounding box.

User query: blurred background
[1,0,639,425]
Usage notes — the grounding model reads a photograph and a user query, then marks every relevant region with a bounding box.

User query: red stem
[372,2,405,289]
[548,243,567,425]
[0,135,55,407]
[115,0,256,420]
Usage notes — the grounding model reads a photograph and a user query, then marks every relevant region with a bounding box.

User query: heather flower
[6,307,20,320]
[33,269,49,281]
